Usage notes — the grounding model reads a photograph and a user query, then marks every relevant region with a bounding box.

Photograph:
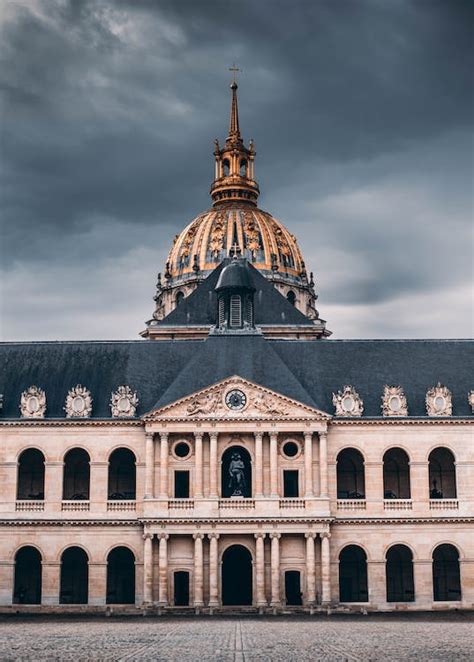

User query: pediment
[143,375,331,421]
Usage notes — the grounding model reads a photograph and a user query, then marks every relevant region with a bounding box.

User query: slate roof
[154,259,315,328]
[0,337,472,419]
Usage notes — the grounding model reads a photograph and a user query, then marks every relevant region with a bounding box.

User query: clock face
[225,389,247,411]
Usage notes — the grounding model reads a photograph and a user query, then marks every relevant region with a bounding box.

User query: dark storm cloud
[0,0,472,339]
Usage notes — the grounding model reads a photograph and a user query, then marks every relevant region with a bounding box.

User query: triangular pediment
[143,375,331,421]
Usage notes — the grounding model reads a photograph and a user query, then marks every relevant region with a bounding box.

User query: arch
[60,546,88,604]
[223,159,230,176]
[222,544,253,606]
[383,448,411,499]
[63,448,90,500]
[106,546,135,604]
[336,448,365,499]
[428,447,456,498]
[386,544,414,602]
[286,290,296,306]
[17,448,45,500]
[175,290,185,306]
[339,545,368,602]
[239,159,247,177]
[432,544,461,601]
[221,446,252,498]
[13,546,42,604]
[108,448,136,500]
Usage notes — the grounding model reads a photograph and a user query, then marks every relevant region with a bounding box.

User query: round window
[389,395,401,412]
[283,441,299,458]
[342,395,355,412]
[174,441,191,458]
[73,396,85,413]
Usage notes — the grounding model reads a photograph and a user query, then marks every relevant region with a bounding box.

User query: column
[209,433,218,498]
[143,532,154,604]
[304,432,313,497]
[194,433,203,498]
[305,533,316,605]
[159,433,169,499]
[208,533,220,607]
[193,533,204,607]
[157,533,169,606]
[270,533,281,606]
[270,433,278,497]
[144,432,155,499]
[255,533,266,607]
[319,432,328,497]
[255,432,264,498]
[320,532,331,604]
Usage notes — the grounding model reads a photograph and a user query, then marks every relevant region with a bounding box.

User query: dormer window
[214,258,256,333]
[230,295,242,327]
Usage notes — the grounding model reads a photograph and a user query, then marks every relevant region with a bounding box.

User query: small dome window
[287,290,296,306]
[175,291,185,306]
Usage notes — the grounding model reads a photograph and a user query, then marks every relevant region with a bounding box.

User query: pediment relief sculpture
[381,385,408,417]
[20,385,46,418]
[426,383,452,417]
[110,385,139,418]
[64,385,93,418]
[332,385,363,417]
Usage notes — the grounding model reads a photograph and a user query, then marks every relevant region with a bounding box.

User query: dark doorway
[60,547,88,604]
[222,545,253,605]
[221,446,252,498]
[17,449,45,500]
[13,546,42,604]
[383,448,411,499]
[108,448,136,500]
[106,547,135,604]
[386,545,415,602]
[174,571,190,606]
[283,471,299,498]
[174,471,190,498]
[433,544,461,601]
[339,545,368,602]
[285,570,302,605]
[337,449,365,498]
[63,448,90,500]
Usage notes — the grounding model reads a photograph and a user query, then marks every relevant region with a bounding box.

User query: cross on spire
[229,63,240,84]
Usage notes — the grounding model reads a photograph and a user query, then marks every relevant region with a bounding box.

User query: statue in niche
[228,451,247,497]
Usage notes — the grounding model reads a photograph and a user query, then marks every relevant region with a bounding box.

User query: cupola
[214,257,256,332]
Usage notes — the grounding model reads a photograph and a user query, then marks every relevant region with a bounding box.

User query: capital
[159,432,169,441]
[209,432,218,441]
[194,432,203,441]
[145,432,154,441]
[193,533,205,540]
[208,533,220,540]
[269,532,281,540]
[254,432,263,441]
[254,532,266,540]
[157,533,169,540]
[305,532,317,539]
[320,531,331,540]
[304,432,313,441]
[142,532,153,541]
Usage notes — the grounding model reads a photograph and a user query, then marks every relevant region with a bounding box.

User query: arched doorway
[222,545,253,606]
[336,449,365,499]
[339,545,368,602]
[386,545,414,602]
[13,546,42,604]
[221,446,252,498]
[60,547,88,604]
[17,449,45,500]
[433,544,461,601]
[106,547,135,604]
[108,448,136,500]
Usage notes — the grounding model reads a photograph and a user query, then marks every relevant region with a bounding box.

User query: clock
[225,389,247,411]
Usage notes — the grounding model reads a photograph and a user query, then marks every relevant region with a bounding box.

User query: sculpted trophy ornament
[468,390,474,413]
[426,383,452,416]
[110,385,139,418]
[332,385,363,417]
[381,385,408,417]
[20,385,46,418]
[64,385,92,418]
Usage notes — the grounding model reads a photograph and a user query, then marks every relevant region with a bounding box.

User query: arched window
[428,448,456,498]
[337,449,365,499]
[17,449,45,500]
[240,159,247,176]
[221,446,252,498]
[13,547,42,604]
[63,448,90,500]
[175,291,184,306]
[108,448,136,500]
[383,448,411,499]
[286,290,296,306]
[60,547,88,604]
[339,545,368,602]
[106,547,135,604]
[223,159,230,176]
[432,544,461,601]
[386,545,414,602]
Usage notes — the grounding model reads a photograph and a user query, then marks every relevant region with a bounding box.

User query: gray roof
[0,337,472,419]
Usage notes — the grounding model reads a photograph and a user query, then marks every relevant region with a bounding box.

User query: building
[0,81,473,613]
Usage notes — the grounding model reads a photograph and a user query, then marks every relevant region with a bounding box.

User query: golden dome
[165,203,306,288]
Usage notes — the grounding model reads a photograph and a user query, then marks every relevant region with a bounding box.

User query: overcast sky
[1,0,473,340]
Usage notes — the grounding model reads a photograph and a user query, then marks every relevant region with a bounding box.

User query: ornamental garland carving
[110,385,139,418]
[332,385,364,417]
[468,390,474,413]
[64,385,92,418]
[426,383,452,417]
[381,385,408,417]
[20,385,46,418]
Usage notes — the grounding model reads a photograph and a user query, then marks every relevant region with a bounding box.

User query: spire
[228,80,241,144]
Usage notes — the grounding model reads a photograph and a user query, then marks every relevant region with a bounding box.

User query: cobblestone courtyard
[0,614,473,661]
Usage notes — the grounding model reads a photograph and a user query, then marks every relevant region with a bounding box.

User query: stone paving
[0,614,473,661]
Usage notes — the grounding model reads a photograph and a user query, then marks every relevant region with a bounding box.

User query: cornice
[0,419,143,428]
[141,517,333,526]
[331,417,473,426]
[334,517,474,525]
[0,519,141,527]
